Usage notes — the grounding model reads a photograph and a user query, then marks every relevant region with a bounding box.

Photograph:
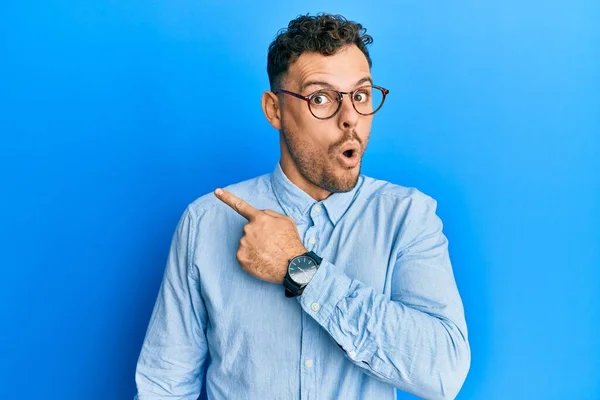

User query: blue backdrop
[1,1,598,399]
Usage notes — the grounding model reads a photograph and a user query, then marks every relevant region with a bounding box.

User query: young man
[135,13,470,400]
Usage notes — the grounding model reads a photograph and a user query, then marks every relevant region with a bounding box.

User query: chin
[328,171,360,193]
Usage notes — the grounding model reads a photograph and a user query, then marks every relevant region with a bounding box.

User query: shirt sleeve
[134,205,209,400]
[297,195,471,400]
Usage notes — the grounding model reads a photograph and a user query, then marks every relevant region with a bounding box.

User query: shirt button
[314,204,322,213]
[304,359,313,368]
[349,350,357,358]
[308,236,317,246]
[311,302,320,312]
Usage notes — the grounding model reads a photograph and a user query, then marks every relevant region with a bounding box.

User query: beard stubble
[281,127,366,194]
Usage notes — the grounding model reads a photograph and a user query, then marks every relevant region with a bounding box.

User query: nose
[336,93,360,130]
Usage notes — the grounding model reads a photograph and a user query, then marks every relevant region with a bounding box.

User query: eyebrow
[300,76,373,93]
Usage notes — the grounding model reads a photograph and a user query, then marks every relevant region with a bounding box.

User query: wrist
[289,244,308,259]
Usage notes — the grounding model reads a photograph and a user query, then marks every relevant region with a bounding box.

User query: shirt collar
[271,160,363,226]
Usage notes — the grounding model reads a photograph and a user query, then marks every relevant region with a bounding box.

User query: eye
[353,89,371,103]
[309,92,334,106]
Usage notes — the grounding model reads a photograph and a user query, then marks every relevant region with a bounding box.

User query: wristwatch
[283,251,322,298]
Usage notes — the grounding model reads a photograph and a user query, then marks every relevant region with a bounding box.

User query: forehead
[285,45,371,92]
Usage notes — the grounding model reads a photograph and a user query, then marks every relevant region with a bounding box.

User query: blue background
[1,1,598,399]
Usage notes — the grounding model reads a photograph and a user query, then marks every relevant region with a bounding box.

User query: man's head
[262,14,386,200]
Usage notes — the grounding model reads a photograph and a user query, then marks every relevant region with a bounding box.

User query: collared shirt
[134,161,470,400]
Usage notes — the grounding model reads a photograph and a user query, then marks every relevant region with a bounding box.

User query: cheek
[282,101,313,130]
[301,133,329,158]
[360,130,371,145]
[358,119,373,142]
[288,120,330,151]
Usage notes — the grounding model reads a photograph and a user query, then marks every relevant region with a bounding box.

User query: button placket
[304,226,316,250]
[300,304,318,399]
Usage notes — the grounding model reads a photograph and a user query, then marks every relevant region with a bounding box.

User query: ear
[261,91,282,130]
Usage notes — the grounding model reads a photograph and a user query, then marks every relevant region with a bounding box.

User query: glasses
[274,85,390,120]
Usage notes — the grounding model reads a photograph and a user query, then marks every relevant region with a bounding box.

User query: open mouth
[337,143,361,168]
[339,141,360,158]
[342,149,355,158]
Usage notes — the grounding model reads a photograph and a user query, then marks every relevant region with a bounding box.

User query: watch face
[288,255,318,285]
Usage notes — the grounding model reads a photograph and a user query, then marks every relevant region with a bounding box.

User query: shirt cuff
[297,259,352,326]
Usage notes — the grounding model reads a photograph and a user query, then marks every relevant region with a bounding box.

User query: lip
[336,142,361,169]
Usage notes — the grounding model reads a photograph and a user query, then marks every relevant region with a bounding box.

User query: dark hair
[267,13,373,91]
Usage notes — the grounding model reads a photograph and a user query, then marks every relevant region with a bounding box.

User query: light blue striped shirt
[135,161,470,400]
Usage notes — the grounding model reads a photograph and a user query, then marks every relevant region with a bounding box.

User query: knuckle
[234,200,245,212]
[256,212,267,222]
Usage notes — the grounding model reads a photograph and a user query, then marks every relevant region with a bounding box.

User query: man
[135,13,470,400]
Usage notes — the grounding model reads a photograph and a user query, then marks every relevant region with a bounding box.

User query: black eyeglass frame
[273,85,390,120]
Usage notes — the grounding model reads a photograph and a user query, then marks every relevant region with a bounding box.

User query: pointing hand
[214,188,307,284]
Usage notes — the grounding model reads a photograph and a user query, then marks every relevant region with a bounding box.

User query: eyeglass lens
[308,86,384,119]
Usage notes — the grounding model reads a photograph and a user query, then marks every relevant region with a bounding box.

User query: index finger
[214,188,260,221]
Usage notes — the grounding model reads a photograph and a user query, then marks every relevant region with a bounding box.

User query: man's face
[278,45,373,194]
